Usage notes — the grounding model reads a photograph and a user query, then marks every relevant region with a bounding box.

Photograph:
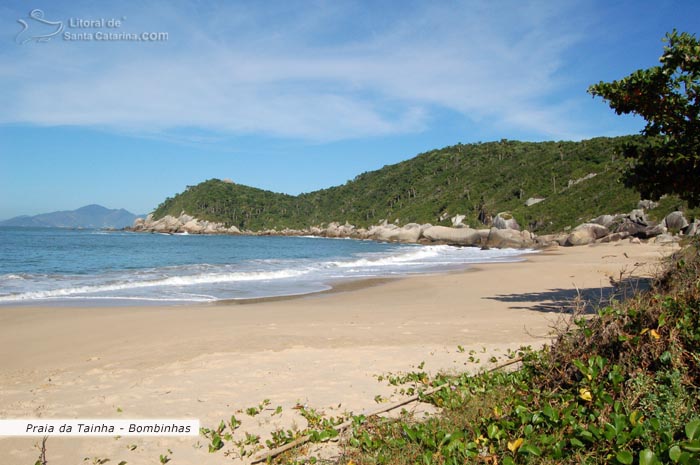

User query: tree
[588,30,700,206]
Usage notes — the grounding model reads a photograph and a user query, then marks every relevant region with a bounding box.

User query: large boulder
[486,228,533,248]
[653,234,680,245]
[597,231,631,243]
[591,214,618,228]
[203,221,225,234]
[152,215,182,233]
[422,226,483,246]
[663,211,689,231]
[395,223,425,243]
[370,224,400,242]
[685,221,699,236]
[565,223,610,246]
[182,219,205,234]
[536,233,568,247]
[629,209,648,223]
[492,212,520,230]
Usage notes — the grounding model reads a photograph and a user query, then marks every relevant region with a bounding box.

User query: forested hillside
[151,136,693,233]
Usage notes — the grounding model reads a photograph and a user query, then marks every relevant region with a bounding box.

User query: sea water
[0,227,532,305]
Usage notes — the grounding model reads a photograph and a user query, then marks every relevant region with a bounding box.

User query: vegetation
[196,240,700,464]
[152,136,698,234]
[589,30,700,207]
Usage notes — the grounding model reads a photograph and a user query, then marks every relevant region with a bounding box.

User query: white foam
[0,269,310,302]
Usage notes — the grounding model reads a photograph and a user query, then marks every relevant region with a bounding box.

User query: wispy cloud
[1,0,590,141]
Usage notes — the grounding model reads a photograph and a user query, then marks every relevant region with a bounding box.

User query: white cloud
[0,0,591,141]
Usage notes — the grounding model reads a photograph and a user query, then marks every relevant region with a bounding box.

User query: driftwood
[251,356,524,463]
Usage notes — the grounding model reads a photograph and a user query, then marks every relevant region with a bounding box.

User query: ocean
[0,227,532,305]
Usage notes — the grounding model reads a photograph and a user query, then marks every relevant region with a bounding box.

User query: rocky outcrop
[663,211,689,231]
[129,202,694,250]
[422,226,483,246]
[492,212,520,231]
[130,213,236,235]
[565,223,610,246]
[591,214,620,229]
[486,228,534,248]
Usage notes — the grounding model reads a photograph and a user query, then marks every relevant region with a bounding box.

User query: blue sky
[0,0,698,219]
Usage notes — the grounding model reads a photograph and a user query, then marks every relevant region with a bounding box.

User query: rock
[615,219,648,236]
[638,223,666,239]
[597,231,630,243]
[370,224,400,242]
[653,234,679,244]
[565,223,609,246]
[152,215,182,233]
[536,233,568,247]
[685,221,699,236]
[422,226,483,246]
[628,209,648,223]
[395,223,424,243]
[451,214,467,228]
[663,211,689,231]
[630,237,642,244]
[524,197,545,207]
[637,199,659,210]
[203,222,224,234]
[486,228,533,248]
[492,212,520,230]
[591,214,618,228]
[567,173,597,188]
[182,219,204,234]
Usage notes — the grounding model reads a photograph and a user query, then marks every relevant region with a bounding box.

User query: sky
[0,0,698,220]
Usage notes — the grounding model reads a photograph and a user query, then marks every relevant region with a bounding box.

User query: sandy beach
[0,241,677,464]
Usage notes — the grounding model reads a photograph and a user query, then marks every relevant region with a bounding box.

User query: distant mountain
[0,204,141,229]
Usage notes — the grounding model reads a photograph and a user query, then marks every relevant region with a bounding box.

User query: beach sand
[0,241,677,464]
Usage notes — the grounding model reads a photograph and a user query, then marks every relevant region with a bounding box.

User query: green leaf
[669,445,682,463]
[487,423,499,439]
[519,444,542,456]
[681,439,700,452]
[639,449,657,465]
[686,420,700,440]
[617,450,634,464]
[570,438,585,447]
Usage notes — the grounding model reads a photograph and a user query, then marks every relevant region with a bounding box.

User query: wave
[0,268,310,302]
[329,245,445,268]
[0,235,534,304]
[1,274,27,280]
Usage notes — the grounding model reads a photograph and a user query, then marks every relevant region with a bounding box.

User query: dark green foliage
[152,136,700,234]
[589,30,700,207]
[152,179,305,230]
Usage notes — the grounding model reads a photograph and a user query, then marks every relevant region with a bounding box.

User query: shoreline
[0,235,534,307]
[0,242,678,464]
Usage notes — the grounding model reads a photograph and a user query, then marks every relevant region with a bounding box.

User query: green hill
[151,136,695,234]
